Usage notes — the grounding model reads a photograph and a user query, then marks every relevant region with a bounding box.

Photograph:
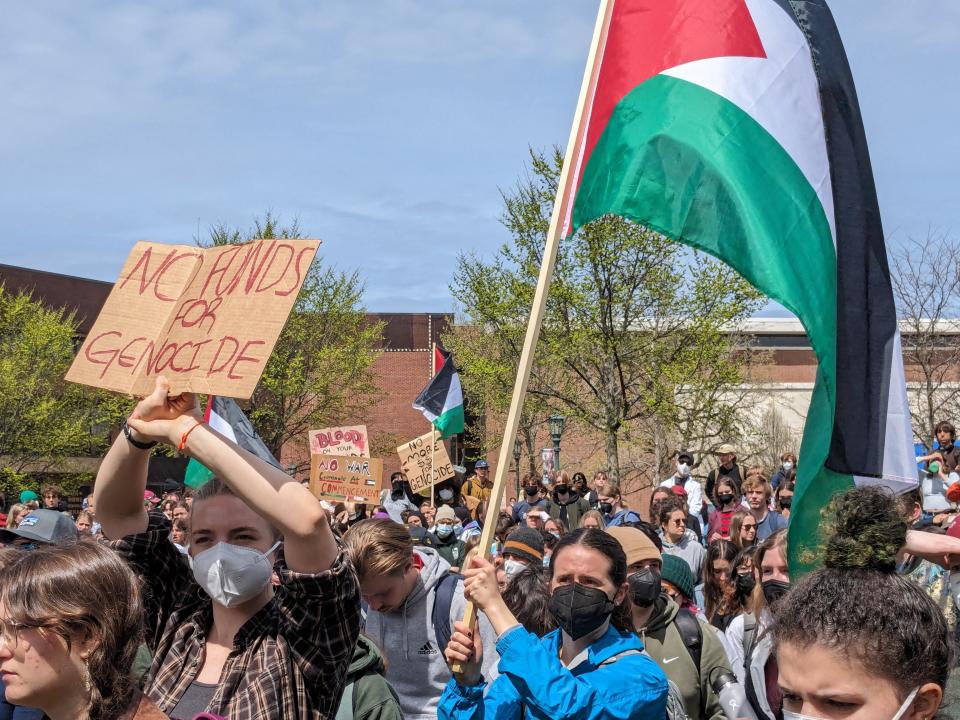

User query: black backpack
[431,571,464,653]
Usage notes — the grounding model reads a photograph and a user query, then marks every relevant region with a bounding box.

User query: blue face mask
[436,524,454,539]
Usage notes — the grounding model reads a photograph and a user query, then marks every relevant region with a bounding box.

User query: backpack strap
[432,571,464,655]
[673,608,703,672]
[598,648,643,666]
[741,612,757,673]
[334,680,355,720]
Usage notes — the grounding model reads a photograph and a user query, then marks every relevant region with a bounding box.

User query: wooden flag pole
[430,342,437,508]
[451,0,615,669]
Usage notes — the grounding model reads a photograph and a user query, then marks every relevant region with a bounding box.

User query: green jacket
[336,634,404,720]
[545,492,592,530]
[431,531,467,568]
[638,596,730,720]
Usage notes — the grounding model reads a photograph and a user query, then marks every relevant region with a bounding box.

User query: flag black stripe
[787,0,899,478]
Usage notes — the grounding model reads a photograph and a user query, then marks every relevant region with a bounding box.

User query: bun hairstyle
[822,484,907,572]
[773,486,954,705]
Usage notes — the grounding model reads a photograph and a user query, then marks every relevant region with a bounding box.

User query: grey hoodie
[659,528,706,584]
[365,546,500,719]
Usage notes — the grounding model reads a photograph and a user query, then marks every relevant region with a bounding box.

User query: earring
[82,660,92,694]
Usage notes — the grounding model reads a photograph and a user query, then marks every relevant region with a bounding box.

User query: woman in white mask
[772,486,951,720]
[93,376,360,720]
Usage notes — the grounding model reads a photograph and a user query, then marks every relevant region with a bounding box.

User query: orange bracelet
[178,420,204,452]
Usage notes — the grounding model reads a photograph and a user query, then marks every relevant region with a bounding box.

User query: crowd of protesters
[1,379,959,718]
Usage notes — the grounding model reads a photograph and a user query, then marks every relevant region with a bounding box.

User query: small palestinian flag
[434,345,448,375]
[183,396,282,489]
[413,353,464,439]
[563,0,916,572]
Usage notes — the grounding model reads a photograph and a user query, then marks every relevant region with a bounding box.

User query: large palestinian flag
[563,0,916,572]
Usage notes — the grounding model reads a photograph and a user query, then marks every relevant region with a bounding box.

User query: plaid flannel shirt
[108,512,360,720]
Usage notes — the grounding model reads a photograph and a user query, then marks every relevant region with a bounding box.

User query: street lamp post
[549,413,566,470]
[513,438,523,500]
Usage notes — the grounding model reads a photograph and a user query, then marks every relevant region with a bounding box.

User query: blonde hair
[741,474,772,500]
[5,503,25,528]
[343,519,413,581]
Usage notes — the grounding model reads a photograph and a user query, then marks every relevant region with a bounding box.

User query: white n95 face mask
[191,540,281,607]
[503,558,527,579]
[783,687,918,720]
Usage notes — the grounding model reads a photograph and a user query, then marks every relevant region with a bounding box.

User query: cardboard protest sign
[309,425,369,457]
[309,454,383,503]
[397,431,455,494]
[66,239,320,399]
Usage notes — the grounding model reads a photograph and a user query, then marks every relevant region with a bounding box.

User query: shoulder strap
[334,680,355,720]
[673,608,703,672]
[598,647,643,666]
[467,479,474,495]
[432,571,464,654]
[742,612,758,671]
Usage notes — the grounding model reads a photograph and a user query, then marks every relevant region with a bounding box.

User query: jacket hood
[405,546,448,607]
[642,594,679,634]
[348,634,386,678]
[552,490,582,505]
[659,529,697,549]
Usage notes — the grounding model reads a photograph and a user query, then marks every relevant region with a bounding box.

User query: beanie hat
[435,505,457,523]
[19,490,39,504]
[660,554,695,601]
[503,526,544,564]
[606,526,661,566]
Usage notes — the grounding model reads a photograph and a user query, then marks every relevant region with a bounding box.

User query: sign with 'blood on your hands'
[65,239,320,399]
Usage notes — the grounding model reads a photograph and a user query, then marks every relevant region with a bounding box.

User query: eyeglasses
[0,619,33,651]
[671,517,687,526]
[741,523,757,531]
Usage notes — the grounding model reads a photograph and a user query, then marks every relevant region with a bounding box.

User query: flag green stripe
[184,457,214,489]
[571,74,850,571]
[434,405,465,439]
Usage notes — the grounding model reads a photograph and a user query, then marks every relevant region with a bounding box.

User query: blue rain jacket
[438,623,667,719]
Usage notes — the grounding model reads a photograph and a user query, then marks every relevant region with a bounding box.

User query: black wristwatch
[122,419,157,450]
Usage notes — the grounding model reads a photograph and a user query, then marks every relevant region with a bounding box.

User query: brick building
[4,262,952,514]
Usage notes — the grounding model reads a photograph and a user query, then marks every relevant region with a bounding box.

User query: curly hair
[0,541,144,720]
[773,486,954,710]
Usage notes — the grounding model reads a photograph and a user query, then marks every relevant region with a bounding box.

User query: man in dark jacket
[704,443,743,501]
[545,473,592,530]
[334,635,404,720]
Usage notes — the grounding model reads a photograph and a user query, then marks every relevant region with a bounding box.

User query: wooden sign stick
[451,0,615,671]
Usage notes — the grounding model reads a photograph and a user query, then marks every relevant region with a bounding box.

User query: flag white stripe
[662,0,836,246]
[207,409,238,443]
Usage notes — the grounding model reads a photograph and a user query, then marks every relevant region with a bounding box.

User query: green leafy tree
[451,148,765,487]
[203,214,383,470]
[0,286,128,497]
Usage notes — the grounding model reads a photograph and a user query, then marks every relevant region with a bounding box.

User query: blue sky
[1,1,957,312]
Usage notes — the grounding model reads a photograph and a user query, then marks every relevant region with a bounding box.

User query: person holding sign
[93,377,360,720]
[437,528,668,720]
